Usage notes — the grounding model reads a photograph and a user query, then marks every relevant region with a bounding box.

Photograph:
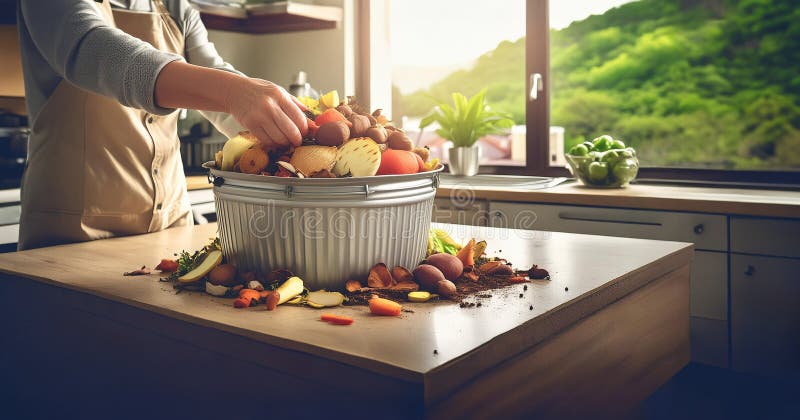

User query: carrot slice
[320,314,354,325]
[369,297,402,316]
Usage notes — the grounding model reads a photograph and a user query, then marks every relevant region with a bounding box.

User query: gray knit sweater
[17,0,244,137]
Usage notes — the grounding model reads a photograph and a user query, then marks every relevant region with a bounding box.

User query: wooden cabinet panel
[730,216,800,259]
[488,202,727,251]
[731,254,800,375]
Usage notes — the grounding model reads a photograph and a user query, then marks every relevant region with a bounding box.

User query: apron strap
[152,0,170,15]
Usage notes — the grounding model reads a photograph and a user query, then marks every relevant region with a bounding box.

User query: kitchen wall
[207,0,356,97]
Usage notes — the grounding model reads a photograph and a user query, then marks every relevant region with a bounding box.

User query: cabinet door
[731,254,800,375]
[433,198,489,226]
[731,216,800,259]
[488,202,727,251]
[692,251,727,320]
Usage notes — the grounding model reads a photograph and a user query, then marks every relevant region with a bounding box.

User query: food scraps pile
[214,91,439,178]
[138,229,549,326]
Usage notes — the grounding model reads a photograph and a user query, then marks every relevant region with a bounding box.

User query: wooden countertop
[437,181,800,218]
[0,223,692,401]
[187,174,800,218]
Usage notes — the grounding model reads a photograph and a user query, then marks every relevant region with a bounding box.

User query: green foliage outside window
[393,0,800,170]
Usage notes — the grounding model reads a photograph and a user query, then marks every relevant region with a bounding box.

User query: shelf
[192,1,342,34]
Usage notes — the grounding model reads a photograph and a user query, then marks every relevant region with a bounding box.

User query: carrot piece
[233,297,251,308]
[234,289,261,308]
[456,239,476,267]
[321,314,354,325]
[509,276,529,283]
[369,297,402,316]
[345,279,362,293]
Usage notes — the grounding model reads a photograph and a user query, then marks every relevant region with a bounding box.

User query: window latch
[529,73,543,101]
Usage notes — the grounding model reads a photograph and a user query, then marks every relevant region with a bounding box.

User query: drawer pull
[744,265,756,276]
[693,223,705,234]
[558,212,661,226]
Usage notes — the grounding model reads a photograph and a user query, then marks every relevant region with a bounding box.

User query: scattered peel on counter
[205,282,230,297]
[320,314,354,325]
[284,295,303,305]
[306,291,345,308]
[275,276,304,305]
[178,250,222,284]
[407,291,431,303]
[155,259,178,272]
[456,239,476,267]
[369,297,402,316]
[123,265,151,276]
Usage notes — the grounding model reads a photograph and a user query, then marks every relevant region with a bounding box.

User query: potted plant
[419,90,514,176]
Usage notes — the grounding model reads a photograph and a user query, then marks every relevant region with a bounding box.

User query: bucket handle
[284,184,372,198]
[208,173,225,187]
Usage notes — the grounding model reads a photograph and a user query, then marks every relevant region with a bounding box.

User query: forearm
[154,61,243,113]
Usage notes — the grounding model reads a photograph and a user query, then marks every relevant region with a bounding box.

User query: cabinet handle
[744,265,756,276]
[693,223,704,234]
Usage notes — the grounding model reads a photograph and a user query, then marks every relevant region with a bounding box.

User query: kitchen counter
[185,175,800,218]
[0,223,692,418]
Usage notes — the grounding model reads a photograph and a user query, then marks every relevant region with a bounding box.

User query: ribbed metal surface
[207,163,440,290]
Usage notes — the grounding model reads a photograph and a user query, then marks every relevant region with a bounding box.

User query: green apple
[569,144,589,156]
[612,158,639,184]
[587,161,609,183]
[591,135,613,152]
[611,139,626,150]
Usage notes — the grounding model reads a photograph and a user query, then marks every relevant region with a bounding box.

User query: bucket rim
[202,161,444,187]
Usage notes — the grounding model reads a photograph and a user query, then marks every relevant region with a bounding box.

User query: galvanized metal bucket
[203,162,442,290]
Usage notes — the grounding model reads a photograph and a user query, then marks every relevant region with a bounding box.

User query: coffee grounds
[344,271,538,305]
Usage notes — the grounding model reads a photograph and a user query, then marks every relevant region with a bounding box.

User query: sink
[438,174,571,190]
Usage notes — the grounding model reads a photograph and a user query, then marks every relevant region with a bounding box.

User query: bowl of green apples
[565,135,639,188]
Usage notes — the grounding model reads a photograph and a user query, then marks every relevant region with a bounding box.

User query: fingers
[279,93,308,142]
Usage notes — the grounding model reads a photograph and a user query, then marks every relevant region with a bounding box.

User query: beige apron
[18,0,192,250]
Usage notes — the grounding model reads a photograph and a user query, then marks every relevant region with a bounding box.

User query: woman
[16,0,307,250]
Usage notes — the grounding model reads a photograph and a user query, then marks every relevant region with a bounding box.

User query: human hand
[225,78,308,148]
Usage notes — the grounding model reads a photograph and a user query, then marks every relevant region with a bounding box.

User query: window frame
[477,0,800,186]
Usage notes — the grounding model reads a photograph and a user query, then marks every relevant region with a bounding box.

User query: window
[388,0,800,185]
[389,0,526,167]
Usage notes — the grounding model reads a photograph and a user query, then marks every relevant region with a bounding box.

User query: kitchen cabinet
[193,1,343,34]
[432,197,489,226]
[730,215,800,376]
[488,201,729,367]
[731,254,800,376]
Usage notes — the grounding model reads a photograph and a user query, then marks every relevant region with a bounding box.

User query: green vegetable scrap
[427,229,463,256]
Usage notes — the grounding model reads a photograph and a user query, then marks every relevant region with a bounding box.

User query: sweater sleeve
[19,0,184,115]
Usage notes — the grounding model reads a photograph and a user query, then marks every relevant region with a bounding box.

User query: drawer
[690,317,728,368]
[433,198,489,226]
[731,216,800,258]
[691,251,727,320]
[731,254,800,375]
[488,202,727,251]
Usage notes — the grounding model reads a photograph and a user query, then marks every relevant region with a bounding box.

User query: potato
[332,137,381,177]
[238,147,269,174]
[208,263,238,286]
[364,125,387,144]
[437,280,458,299]
[387,131,413,151]
[424,253,464,281]
[316,121,350,147]
[413,264,445,291]
[348,114,370,138]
